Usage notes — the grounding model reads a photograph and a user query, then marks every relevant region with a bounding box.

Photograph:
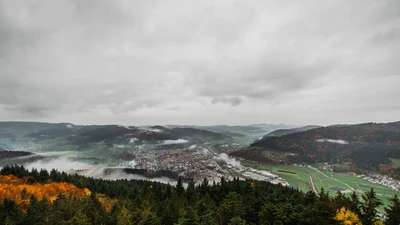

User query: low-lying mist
[9,152,178,185]
[218,153,242,168]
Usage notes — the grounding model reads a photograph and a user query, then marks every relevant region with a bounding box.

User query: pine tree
[116,206,133,225]
[258,202,285,225]
[319,187,330,204]
[196,194,218,225]
[186,179,199,207]
[82,193,107,225]
[349,191,362,216]
[23,195,51,225]
[218,192,245,225]
[200,177,209,195]
[0,198,23,225]
[176,177,185,196]
[175,207,199,225]
[228,216,246,225]
[384,195,400,225]
[360,188,382,225]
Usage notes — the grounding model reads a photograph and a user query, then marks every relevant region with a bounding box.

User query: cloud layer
[0,0,399,125]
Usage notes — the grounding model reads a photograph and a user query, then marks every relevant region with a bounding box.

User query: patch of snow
[114,144,126,149]
[316,139,348,144]
[129,138,139,143]
[148,128,163,133]
[161,139,188,145]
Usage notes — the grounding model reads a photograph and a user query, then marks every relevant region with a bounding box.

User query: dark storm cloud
[0,0,399,125]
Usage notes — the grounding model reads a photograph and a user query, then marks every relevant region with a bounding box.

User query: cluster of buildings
[359,174,400,191]
[316,163,400,191]
[121,147,232,182]
[120,146,288,185]
[242,168,288,185]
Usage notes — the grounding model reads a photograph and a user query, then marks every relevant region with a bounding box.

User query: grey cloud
[183,48,340,102]
[0,0,399,125]
[370,28,400,44]
[0,104,53,118]
[211,96,242,106]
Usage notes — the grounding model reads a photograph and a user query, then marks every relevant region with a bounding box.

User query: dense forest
[0,150,33,158]
[239,122,400,178]
[0,165,399,225]
[0,150,43,165]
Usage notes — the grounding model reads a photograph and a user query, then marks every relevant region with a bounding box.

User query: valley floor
[242,161,400,211]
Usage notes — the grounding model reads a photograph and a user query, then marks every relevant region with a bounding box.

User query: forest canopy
[0,165,399,225]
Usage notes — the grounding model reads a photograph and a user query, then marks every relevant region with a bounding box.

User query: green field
[243,162,400,210]
[244,162,314,192]
[244,162,347,193]
[389,158,400,168]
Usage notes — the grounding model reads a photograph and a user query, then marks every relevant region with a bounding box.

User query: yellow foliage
[335,207,362,225]
[0,174,91,204]
[96,193,117,212]
[373,220,384,225]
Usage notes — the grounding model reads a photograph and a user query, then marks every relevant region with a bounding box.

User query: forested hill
[0,122,228,151]
[264,125,322,137]
[0,150,33,158]
[246,121,400,176]
[1,165,399,225]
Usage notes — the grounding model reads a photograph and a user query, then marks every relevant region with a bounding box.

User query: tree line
[0,165,399,225]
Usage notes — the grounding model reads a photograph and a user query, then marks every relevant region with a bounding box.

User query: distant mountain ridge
[167,124,297,145]
[264,125,322,137]
[0,122,230,151]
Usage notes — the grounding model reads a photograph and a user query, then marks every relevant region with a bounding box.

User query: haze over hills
[0,121,300,185]
[0,122,226,150]
[0,122,297,152]
[2,121,400,185]
[0,121,292,168]
[166,124,298,144]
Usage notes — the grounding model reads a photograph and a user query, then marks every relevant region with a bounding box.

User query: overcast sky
[0,0,399,126]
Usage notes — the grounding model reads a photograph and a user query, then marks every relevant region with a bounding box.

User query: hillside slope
[0,122,228,151]
[264,125,322,137]
[235,122,400,176]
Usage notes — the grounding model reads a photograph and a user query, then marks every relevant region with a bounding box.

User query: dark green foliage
[228,216,246,225]
[217,192,245,225]
[175,207,199,225]
[22,195,51,225]
[360,188,382,225]
[195,194,218,225]
[349,191,362,216]
[0,165,388,225]
[0,150,33,159]
[384,195,400,225]
[0,198,24,225]
[258,202,286,225]
[176,177,185,196]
